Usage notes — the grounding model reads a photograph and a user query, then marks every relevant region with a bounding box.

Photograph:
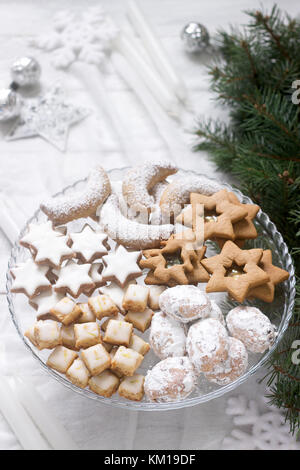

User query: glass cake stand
[6,168,296,411]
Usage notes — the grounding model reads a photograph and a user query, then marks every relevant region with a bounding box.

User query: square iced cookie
[118,374,145,401]
[24,324,40,349]
[109,347,123,378]
[89,370,120,398]
[129,334,150,356]
[47,346,78,373]
[103,319,133,347]
[81,344,111,376]
[77,303,96,323]
[34,320,61,350]
[66,358,90,388]
[111,346,143,377]
[88,295,118,320]
[124,308,154,333]
[51,297,81,325]
[122,285,149,313]
[74,322,102,349]
[101,312,124,332]
[148,286,166,310]
[61,325,77,350]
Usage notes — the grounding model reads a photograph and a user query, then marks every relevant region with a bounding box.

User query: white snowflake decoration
[223,395,300,450]
[30,6,119,68]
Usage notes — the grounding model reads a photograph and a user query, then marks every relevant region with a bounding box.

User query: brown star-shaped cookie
[216,193,260,248]
[201,240,270,303]
[176,190,248,241]
[140,233,209,287]
[247,250,289,302]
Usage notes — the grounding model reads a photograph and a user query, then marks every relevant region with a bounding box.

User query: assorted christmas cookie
[11,164,291,404]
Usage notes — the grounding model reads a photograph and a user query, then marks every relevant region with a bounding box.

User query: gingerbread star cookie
[176,190,248,241]
[201,240,270,303]
[247,250,289,302]
[68,224,109,263]
[102,245,142,287]
[140,232,209,287]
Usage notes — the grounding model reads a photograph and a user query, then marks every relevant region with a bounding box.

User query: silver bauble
[181,22,210,53]
[0,88,21,121]
[11,56,41,87]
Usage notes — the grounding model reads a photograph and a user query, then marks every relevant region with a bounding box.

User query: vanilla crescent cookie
[144,357,196,403]
[99,194,174,249]
[159,286,211,323]
[149,312,186,360]
[41,166,111,225]
[122,161,177,212]
[160,175,222,217]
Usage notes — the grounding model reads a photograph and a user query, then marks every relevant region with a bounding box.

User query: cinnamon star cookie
[201,240,270,303]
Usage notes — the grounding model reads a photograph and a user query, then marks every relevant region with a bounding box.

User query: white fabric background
[0,0,299,450]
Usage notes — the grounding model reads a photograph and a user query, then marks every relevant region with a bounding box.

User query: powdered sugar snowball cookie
[54,260,95,298]
[11,259,51,298]
[144,357,196,403]
[160,175,222,217]
[68,224,109,263]
[209,301,225,326]
[149,312,186,360]
[205,337,248,385]
[102,245,142,287]
[226,306,276,353]
[186,318,229,374]
[99,194,174,250]
[122,161,177,213]
[159,286,211,323]
[41,166,111,225]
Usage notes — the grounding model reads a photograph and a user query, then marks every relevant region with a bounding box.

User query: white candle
[0,375,49,450]
[115,32,180,119]
[127,0,187,102]
[14,376,79,451]
[0,197,19,245]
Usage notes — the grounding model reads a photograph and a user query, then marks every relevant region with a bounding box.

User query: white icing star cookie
[32,235,74,268]
[20,221,64,248]
[54,260,95,298]
[29,288,64,318]
[102,245,142,287]
[69,224,109,263]
[11,259,51,298]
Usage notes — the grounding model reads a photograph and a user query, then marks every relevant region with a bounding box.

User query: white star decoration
[6,85,90,151]
[54,260,94,297]
[11,259,51,298]
[69,225,109,263]
[102,245,142,287]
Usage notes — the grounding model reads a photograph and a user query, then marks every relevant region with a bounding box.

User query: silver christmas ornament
[0,88,21,121]
[11,56,41,87]
[6,84,90,151]
[181,22,210,53]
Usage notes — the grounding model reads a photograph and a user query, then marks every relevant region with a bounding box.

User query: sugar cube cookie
[77,303,96,323]
[118,374,145,401]
[61,325,77,350]
[89,370,120,398]
[66,358,90,388]
[88,295,118,320]
[24,325,40,349]
[109,347,123,378]
[51,297,82,325]
[129,334,150,356]
[74,322,102,349]
[103,319,133,347]
[111,346,143,377]
[100,281,137,313]
[47,346,78,373]
[148,285,166,310]
[34,320,61,350]
[122,284,149,312]
[81,344,111,376]
[124,308,153,333]
[101,312,124,332]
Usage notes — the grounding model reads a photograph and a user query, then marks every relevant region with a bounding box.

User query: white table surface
[0,0,299,451]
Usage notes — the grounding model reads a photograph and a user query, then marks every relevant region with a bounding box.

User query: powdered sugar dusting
[159,285,211,323]
[150,312,186,359]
